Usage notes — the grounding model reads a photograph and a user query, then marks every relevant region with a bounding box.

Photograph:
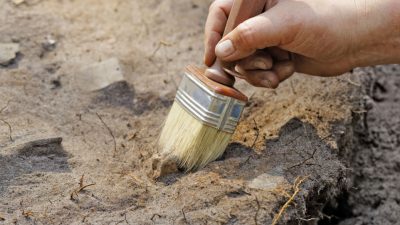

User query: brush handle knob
[187,65,248,102]
[205,0,267,87]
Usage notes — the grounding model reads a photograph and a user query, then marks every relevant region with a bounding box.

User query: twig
[351,109,368,114]
[0,100,10,114]
[115,220,125,225]
[254,196,261,225]
[271,176,308,225]
[96,113,117,157]
[283,135,302,147]
[286,148,317,170]
[346,78,361,87]
[71,184,96,199]
[150,213,161,222]
[70,175,96,200]
[181,208,189,224]
[0,119,13,141]
[290,80,297,95]
[148,40,173,59]
[124,213,130,225]
[240,155,252,168]
[286,134,331,170]
[297,217,318,222]
[149,44,162,60]
[239,119,260,167]
[79,174,85,188]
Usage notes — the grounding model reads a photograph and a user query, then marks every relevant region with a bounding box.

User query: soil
[331,65,400,225]
[0,0,398,225]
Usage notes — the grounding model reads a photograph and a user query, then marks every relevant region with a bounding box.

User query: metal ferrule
[175,71,246,133]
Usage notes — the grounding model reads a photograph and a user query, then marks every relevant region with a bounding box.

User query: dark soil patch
[318,65,400,225]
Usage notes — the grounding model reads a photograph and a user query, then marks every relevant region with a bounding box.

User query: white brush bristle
[159,102,232,171]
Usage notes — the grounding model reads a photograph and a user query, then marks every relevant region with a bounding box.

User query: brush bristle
[159,102,232,171]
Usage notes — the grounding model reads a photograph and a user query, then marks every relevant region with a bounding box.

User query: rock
[0,43,19,66]
[75,58,125,92]
[12,0,25,5]
[42,35,57,52]
[248,169,287,191]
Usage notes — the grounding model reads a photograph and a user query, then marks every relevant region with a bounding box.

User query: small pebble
[12,0,24,5]
[42,35,57,51]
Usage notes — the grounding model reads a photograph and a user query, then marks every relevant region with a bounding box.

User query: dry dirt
[0,0,398,225]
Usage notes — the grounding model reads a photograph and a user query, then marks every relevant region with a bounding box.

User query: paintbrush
[159,0,266,171]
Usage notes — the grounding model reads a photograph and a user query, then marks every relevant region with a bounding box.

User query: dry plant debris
[149,40,173,59]
[0,100,12,141]
[0,119,13,141]
[254,196,261,225]
[22,210,34,218]
[96,112,117,157]
[271,176,308,225]
[70,174,96,200]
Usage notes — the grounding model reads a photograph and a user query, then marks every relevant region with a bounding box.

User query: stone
[75,58,125,91]
[0,43,19,66]
[42,35,57,51]
[12,0,25,5]
[248,168,287,191]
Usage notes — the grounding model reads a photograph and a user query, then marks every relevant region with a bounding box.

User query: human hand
[205,0,400,88]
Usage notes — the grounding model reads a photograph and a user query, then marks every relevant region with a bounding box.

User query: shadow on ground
[91,81,173,115]
[0,138,71,195]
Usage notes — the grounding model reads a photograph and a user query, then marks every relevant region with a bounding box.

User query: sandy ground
[0,0,398,225]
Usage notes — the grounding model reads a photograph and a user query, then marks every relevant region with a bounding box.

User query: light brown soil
[0,0,383,224]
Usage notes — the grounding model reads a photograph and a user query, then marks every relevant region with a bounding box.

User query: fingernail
[260,79,272,88]
[253,60,269,70]
[215,40,235,58]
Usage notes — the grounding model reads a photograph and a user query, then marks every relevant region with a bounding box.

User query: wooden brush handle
[223,0,266,36]
[206,0,266,89]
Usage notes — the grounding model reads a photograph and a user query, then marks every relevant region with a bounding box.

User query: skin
[204,0,400,88]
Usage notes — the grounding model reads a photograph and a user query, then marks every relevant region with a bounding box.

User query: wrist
[352,0,400,67]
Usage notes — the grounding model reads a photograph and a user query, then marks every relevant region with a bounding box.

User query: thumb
[215,9,295,61]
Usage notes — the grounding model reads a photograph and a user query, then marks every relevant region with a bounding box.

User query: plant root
[271,176,308,225]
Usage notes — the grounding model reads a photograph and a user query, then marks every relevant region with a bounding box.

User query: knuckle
[265,73,280,89]
[270,81,279,89]
[235,21,256,50]
[208,2,216,11]
[209,0,221,12]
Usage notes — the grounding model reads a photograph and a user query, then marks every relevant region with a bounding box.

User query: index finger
[204,0,234,66]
